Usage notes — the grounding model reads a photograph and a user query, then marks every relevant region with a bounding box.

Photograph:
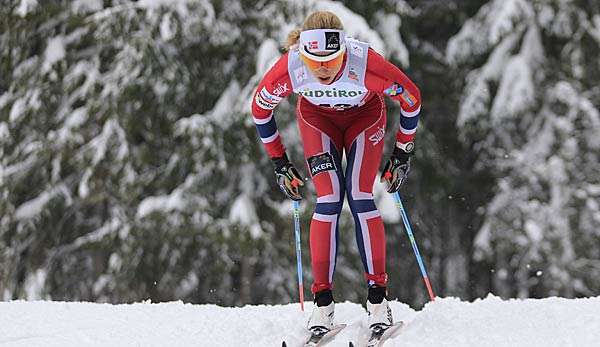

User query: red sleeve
[364,48,421,143]
[251,53,293,159]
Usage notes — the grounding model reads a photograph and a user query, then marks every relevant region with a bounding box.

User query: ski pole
[393,191,436,301]
[293,200,305,311]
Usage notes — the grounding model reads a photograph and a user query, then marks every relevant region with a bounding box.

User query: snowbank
[1,295,600,346]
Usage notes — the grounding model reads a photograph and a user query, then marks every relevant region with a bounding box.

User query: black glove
[380,142,413,193]
[272,154,305,201]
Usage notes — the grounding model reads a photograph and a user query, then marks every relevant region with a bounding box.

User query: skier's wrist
[392,141,414,163]
[271,153,290,169]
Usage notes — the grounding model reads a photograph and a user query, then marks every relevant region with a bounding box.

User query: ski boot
[307,289,335,336]
[366,285,393,333]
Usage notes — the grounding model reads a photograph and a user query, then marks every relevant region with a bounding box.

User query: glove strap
[392,147,411,162]
[393,141,414,162]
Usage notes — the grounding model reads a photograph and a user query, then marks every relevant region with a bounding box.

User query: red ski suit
[252,43,421,294]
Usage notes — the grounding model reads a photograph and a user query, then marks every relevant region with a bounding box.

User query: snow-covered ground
[1,295,600,346]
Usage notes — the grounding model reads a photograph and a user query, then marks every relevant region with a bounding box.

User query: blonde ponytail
[284,11,344,51]
[285,29,301,51]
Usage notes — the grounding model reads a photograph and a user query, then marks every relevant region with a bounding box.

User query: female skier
[251,11,421,335]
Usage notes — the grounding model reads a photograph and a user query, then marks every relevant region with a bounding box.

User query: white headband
[299,29,346,62]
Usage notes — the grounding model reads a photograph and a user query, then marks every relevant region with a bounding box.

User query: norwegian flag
[308,41,318,50]
[348,68,358,81]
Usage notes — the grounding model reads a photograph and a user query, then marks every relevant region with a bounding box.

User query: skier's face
[300,52,344,84]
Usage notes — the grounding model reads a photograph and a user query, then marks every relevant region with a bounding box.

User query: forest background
[1,0,599,308]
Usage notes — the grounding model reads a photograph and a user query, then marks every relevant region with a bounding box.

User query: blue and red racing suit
[251,37,421,294]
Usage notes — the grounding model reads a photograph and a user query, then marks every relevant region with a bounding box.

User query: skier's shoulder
[363,46,400,81]
[256,51,293,102]
[259,50,293,87]
[365,47,388,67]
[263,51,291,81]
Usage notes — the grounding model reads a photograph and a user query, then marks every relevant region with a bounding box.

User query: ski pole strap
[393,192,436,301]
[293,200,305,311]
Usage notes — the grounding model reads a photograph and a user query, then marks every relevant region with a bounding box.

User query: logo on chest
[299,88,364,99]
[307,152,337,177]
[348,67,359,81]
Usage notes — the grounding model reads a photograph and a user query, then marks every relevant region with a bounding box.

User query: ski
[351,321,404,347]
[282,324,347,347]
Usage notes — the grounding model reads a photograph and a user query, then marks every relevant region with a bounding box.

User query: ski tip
[282,342,287,347]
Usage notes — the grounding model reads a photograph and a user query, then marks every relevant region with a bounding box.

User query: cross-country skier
[251,11,421,337]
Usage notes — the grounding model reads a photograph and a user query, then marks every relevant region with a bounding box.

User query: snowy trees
[1,0,598,306]
[0,0,298,303]
[447,0,600,297]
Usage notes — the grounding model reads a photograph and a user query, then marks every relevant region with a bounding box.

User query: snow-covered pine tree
[447,0,600,298]
[0,0,308,304]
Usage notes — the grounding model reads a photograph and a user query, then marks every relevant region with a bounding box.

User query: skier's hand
[380,142,414,193]
[273,154,305,201]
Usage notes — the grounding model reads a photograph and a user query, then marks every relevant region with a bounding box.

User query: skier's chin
[316,75,334,84]
[310,65,341,84]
